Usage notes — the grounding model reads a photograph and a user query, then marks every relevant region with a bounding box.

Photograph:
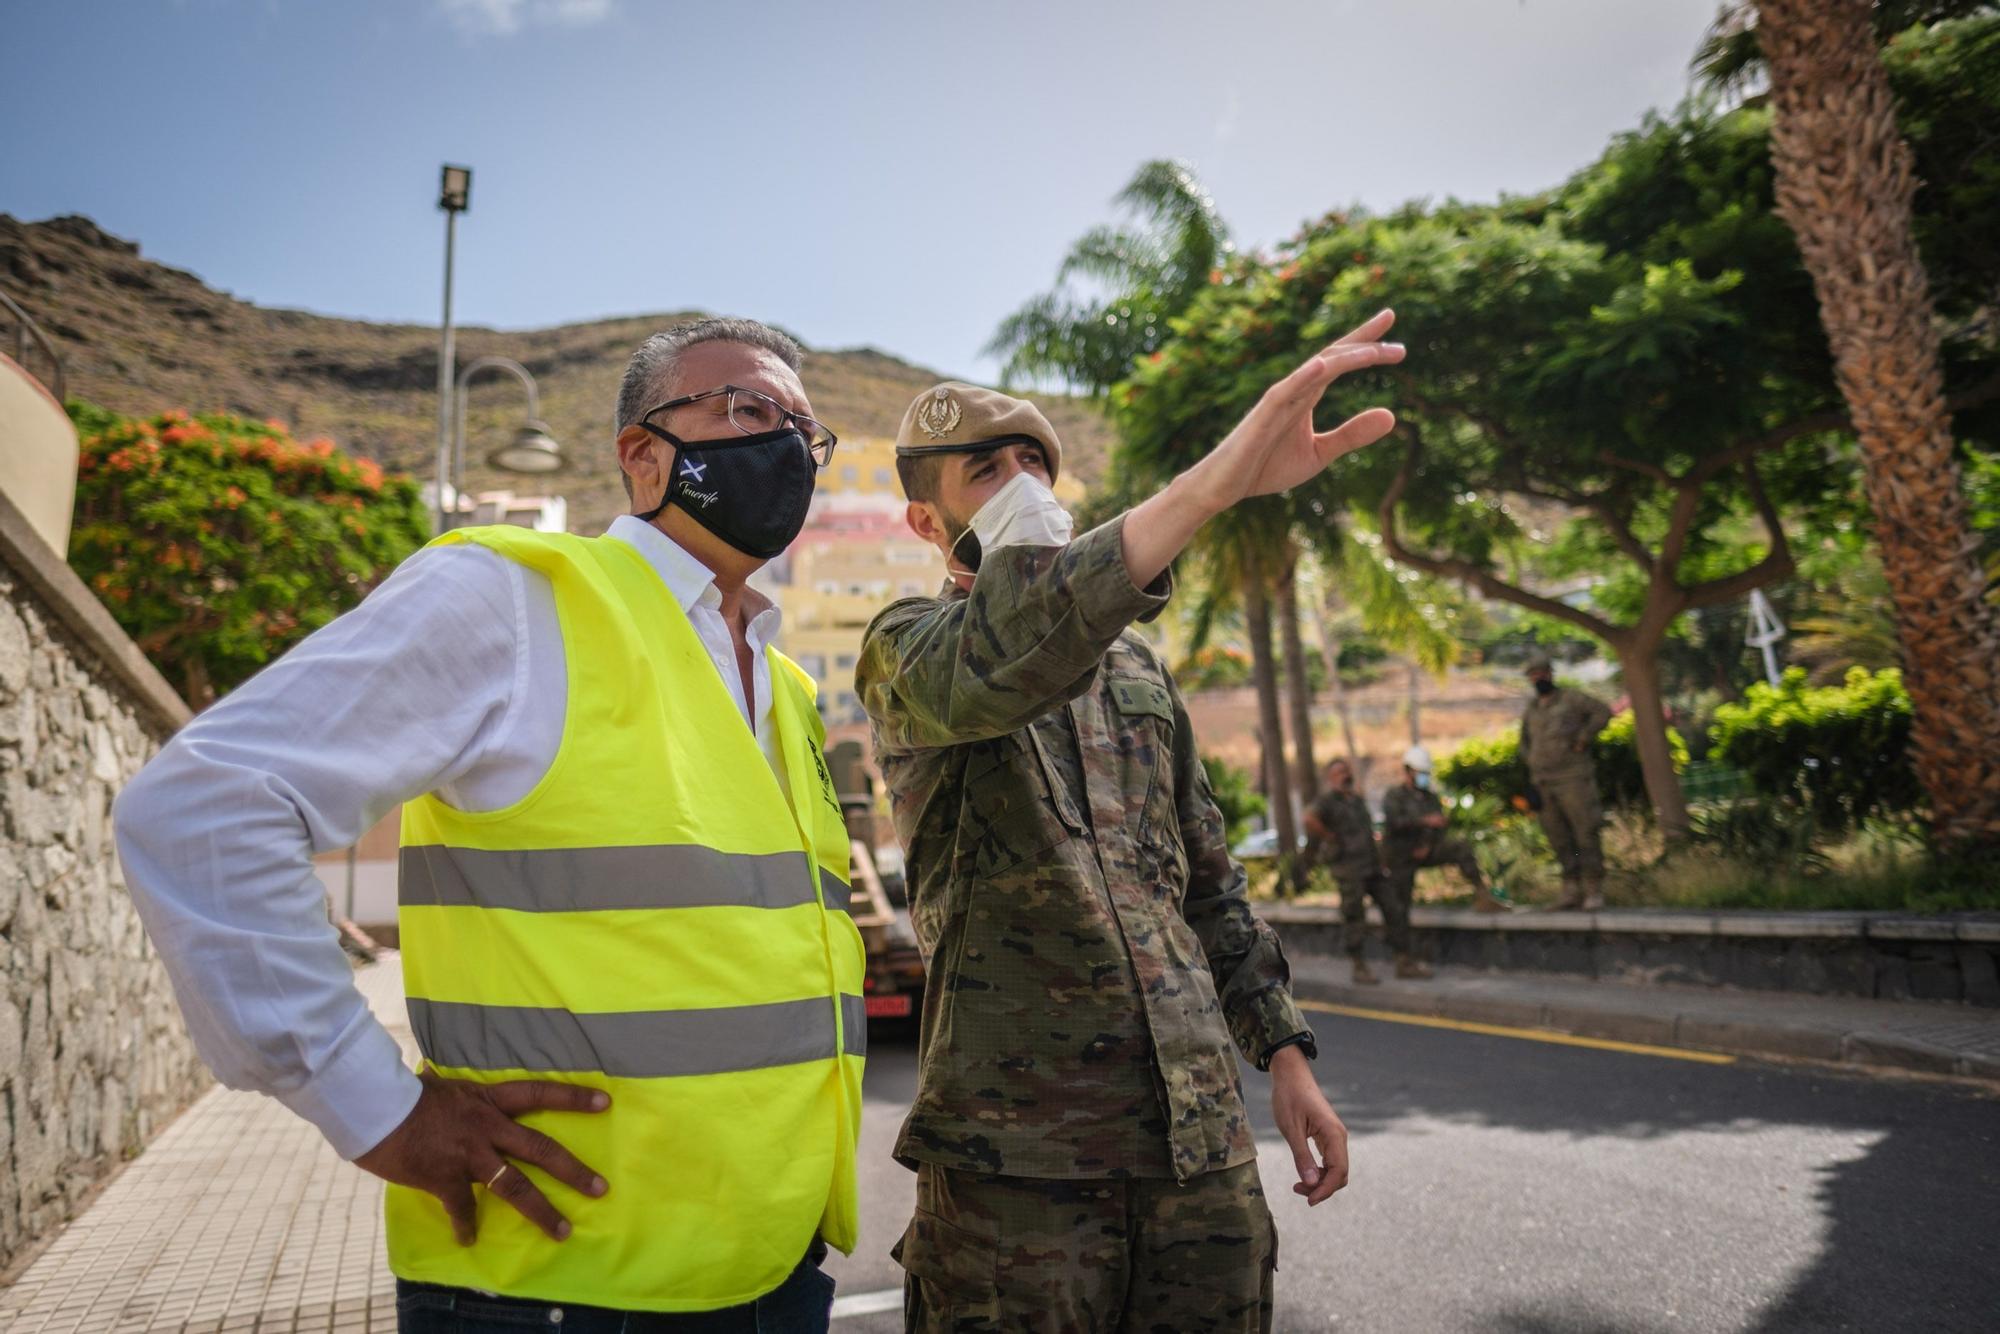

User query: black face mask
[634,424,815,559]
[1534,677,1557,696]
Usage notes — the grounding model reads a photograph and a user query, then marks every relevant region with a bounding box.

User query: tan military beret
[894,382,1062,484]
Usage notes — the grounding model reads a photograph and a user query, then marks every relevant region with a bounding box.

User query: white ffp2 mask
[950,472,1074,574]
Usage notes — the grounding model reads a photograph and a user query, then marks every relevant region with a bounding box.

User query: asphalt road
[823,1011,2000,1333]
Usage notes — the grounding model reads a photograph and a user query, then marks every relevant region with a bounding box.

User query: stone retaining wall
[0,492,206,1273]
[1267,905,2000,1007]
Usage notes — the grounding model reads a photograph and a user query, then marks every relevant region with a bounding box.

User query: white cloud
[440,0,613,36]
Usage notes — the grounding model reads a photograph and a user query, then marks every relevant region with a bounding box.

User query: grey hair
[614,317,804,437]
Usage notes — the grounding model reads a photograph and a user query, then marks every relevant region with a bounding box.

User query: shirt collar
[606,515,778,630]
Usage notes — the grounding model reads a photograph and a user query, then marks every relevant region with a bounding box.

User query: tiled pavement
[0,960,410,1333]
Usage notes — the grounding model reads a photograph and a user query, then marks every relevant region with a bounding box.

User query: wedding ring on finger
[486,1163,510,1190]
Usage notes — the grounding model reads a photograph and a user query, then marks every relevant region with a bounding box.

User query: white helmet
[1403,745,1434,773]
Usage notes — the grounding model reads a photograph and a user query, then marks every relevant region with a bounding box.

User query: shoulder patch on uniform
[1110,678,1173,723]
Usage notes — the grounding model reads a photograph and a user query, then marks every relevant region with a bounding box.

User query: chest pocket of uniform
[1106,671,1179,849]
[954,727,1078,881]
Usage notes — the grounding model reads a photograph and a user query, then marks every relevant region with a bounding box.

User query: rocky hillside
[1,214,1114,534]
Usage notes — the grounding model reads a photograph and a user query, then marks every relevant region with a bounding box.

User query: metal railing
[0,285,65,403]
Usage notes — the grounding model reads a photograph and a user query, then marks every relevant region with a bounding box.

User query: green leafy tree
[68,402,429,705]
[1116,22,2000,842]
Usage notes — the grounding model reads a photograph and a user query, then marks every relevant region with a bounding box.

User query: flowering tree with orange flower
[67,402,429,706]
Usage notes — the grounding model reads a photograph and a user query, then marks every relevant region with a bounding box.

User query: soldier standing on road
[860,312,1408,1332]
[1302,757,1407,986]
[1383,746,1506,946]
[1519,656,1614,910]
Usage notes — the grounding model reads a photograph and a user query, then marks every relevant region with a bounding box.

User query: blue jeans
[394,1243,833,1333]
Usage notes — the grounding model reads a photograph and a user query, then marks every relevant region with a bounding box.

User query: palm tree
[1696,1,1990,96]
[992,162,1317,873]
[1754,0,2000,850]
[986,160,1231,394]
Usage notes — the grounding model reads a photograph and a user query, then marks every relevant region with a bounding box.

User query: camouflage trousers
[1387,835,1486,904]
[1535,777,1605,881]
[894,1160,1276,1333]
[1333,865,1411,957]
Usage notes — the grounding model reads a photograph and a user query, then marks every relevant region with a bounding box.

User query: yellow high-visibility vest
[385,526,865,1313]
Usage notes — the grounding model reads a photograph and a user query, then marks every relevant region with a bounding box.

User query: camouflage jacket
[1520,686,1613,784]
[1306,789,1380,877]
[1381,783,1448,866]
[857,516,1310,1182]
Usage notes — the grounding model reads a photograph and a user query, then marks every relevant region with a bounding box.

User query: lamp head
[488,421,563,474]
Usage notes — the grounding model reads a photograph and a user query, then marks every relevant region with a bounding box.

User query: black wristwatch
[1262,1031,1318,1069]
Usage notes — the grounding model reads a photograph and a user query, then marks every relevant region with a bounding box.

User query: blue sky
[4,0,1722,382]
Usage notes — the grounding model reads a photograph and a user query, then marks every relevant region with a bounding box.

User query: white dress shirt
[113,516,786,1160]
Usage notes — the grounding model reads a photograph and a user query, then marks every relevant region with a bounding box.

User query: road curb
[1292,976,2000,1085]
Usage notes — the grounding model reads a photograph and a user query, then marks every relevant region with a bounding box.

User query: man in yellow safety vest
[116,319,865,1329]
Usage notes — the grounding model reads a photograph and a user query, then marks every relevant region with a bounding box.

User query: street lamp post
[453,357,564,520]
[434,164,472,533]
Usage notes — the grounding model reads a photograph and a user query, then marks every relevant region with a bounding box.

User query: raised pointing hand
[1190,309,1404,510]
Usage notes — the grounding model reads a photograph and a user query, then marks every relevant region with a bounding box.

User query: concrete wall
[1269,904,2000,1007]
[0,489,206,1273]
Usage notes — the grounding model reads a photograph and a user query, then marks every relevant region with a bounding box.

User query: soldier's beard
[941,510,982,577]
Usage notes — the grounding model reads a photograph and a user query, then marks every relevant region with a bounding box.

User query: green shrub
[1437,710,1686,810]
[1201,754,1267,844]
[1708,667,1919,832]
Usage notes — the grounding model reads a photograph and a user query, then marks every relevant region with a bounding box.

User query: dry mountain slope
[2,214,1113,534]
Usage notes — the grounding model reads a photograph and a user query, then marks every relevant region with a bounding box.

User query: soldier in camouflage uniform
[1382,747,1505,965]
[1519,656,1614,910]
[861,313,1405,1332]
[1301,757,1405,985]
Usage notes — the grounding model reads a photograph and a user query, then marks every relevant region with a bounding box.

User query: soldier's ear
[905,500,949,550]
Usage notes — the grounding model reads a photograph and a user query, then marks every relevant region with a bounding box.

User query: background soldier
[1303,757,1408,985]
[861,313,1405,1331]
[1520,656,1615,909]
[1383,746,1506,943]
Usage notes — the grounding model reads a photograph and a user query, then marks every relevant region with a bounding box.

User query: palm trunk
[1276,567,1319,803]
[1243,565,1299,891]
[1406,663,1423,747]
[1311,594,1363,770]
[1760,0,2000,851]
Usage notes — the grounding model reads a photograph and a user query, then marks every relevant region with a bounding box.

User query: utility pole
[434,165,472,533]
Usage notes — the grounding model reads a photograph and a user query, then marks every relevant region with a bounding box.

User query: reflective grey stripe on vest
[409,994,870,1077]
[820,871,852,913]
[840,993,867,1057]
[401,845,826,913]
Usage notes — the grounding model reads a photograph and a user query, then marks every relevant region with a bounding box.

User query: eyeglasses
[642,385,838,467]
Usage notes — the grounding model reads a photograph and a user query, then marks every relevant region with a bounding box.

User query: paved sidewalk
[0,959,410,1333]
[1292,953,2000,1083]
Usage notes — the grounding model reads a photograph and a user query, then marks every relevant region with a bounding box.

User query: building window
[835,654,857,672]
[841,465,859,486]
[874,468,892,487]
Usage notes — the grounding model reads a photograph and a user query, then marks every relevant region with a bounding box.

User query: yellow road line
[1297,999,1738,1065]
